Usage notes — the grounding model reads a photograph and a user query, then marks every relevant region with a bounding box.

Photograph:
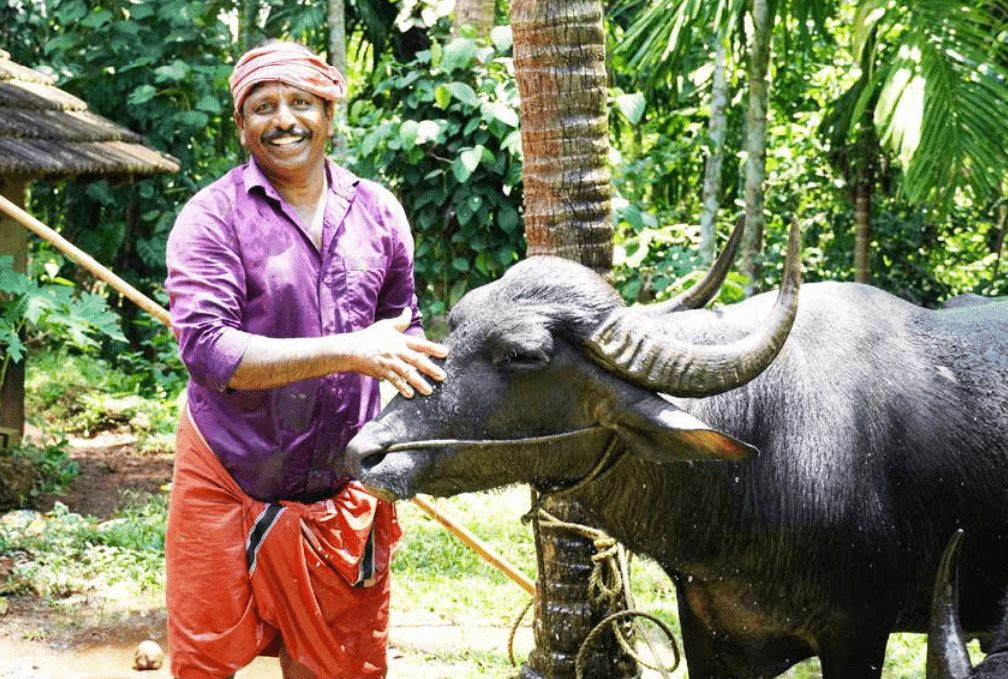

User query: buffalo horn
[927,530,974,679]
[586,218,801,398]
[654,216,745,313]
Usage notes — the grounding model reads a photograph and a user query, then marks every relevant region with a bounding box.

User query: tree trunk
[512,0,634,677]
[328,0,348,154]
[739,0,772,294]
[699,35,729,267]
[852,108,876,284]
[239,0,258,53]
[513,0,612,277]
[453,0,496,39]
[992,205,1006,286]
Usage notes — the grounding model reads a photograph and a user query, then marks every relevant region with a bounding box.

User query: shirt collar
[241,156,359,202]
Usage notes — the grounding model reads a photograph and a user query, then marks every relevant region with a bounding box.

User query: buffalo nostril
[359,450,387,472]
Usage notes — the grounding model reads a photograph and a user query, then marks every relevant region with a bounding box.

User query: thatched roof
[0,50,180,181]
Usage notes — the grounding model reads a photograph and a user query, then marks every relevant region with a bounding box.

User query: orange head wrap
[229,41,347,115]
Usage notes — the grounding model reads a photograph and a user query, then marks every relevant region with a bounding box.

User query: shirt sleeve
[166,185,253,392]
[373,186,426,338]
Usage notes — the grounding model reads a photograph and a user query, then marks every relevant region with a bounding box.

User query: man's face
[235,82,334,184]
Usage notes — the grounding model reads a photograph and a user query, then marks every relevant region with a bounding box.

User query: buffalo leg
[816,618,892,679]
[674,581,814,679]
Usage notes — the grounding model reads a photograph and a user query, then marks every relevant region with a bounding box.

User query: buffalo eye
[487,321,554,373]
[492,347,550,373]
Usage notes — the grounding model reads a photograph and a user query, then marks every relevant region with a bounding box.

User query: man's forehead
[244,81,321,101]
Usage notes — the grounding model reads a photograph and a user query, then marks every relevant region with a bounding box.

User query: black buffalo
[347,221,1008,679]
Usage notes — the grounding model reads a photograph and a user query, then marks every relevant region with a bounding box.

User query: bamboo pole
[0,193,171,328]
[0,193,537,596]
[412,494,536,595]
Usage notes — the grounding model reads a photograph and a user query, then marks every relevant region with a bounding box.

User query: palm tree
[511,0,634,676]
[614,0,777,290]
[698,34,730,266]
[513,0,613,274]
[738,0,772,291]
[824,0,1008,282]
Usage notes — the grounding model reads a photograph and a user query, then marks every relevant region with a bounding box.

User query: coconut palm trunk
[511,0,634,676]
[513,0,613,276]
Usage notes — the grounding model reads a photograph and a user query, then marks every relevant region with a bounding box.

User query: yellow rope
[519,509,681,679]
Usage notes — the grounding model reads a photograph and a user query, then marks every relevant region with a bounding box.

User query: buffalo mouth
[350,441,436,502]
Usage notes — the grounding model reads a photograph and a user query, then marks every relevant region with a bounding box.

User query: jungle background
[0,0,1007,677]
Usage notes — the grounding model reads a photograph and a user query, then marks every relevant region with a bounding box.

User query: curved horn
[654,216,746,313]
[586,218,801,398]
[927,530,974,679]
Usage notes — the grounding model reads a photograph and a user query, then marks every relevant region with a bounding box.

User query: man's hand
[227,308,449,393]
[347,308,448,398]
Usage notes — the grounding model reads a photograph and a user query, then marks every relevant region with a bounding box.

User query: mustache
[261,126,311,143]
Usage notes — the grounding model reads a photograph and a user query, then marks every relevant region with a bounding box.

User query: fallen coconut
[134,639,164,671]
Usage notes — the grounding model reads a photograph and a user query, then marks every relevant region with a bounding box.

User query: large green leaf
[869,0,1008,208]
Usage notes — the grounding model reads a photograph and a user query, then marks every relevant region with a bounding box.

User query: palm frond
[872,0,1008,207]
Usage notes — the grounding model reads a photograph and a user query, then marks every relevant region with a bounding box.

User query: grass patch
[25,348,181,439]
[0,493,167,599]
[392,489,537,626]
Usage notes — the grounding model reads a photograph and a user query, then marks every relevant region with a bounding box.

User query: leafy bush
[0,496,166,598]
[0,255,126,389]
[9,437,78,499]
[26,348,181,439]
[19,0,241,351]
[348,6,524,317]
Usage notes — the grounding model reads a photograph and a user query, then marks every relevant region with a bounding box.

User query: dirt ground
[0,429,536,679]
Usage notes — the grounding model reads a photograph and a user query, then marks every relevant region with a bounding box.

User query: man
[164,41,448,679]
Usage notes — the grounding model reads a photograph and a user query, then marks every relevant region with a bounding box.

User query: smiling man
[163,41,447,679]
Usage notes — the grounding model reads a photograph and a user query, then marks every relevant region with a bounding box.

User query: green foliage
[0,255,126,387]
[856,1,1008,210]
[26,348,182,440]
[9,437,79,500]
[113,320,188,403]
[11,0,241,353]
[606,9,1005,308]
[0,496,167,598]
[347,6,524,316]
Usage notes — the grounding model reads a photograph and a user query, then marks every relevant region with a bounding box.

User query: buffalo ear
[598,392,757,463]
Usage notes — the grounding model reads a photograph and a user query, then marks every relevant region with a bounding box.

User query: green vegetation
[0,495,167,599]
[26,349,181,441]
[350,21,524,317]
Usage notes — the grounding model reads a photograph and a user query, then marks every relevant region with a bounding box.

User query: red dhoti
[165,410,401,679]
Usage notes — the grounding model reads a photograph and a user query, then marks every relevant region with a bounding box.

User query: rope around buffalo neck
[377,424,625,520]
[379,424,607,454]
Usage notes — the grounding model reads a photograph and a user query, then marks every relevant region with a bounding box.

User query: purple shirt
[166,158,423,502]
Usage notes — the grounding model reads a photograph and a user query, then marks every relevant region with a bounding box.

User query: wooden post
[0,178,29,449]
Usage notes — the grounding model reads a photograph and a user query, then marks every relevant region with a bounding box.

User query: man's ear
[596,390,757,463]
[234,110,248,148]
